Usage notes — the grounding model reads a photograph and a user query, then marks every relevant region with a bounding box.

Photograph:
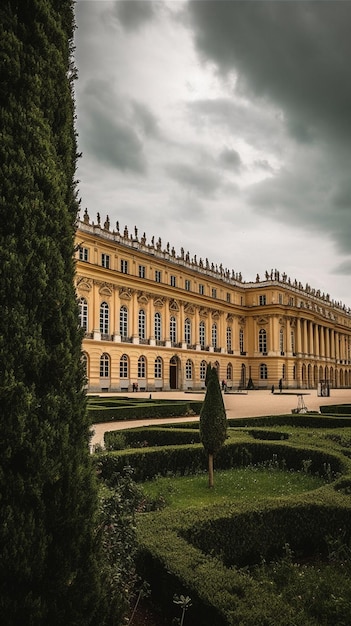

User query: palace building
[75,209,351,392]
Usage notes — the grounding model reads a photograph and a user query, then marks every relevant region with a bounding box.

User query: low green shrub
[182,500,351,567]
[137,490,351,626]
[136,496,351,625]
[246,429,289,441]
[228,414,351,428]
[96,438,347,486]
[320,404,351,415]
[96,445,206,484]
[89,401,203,424]
[104,427,201,450]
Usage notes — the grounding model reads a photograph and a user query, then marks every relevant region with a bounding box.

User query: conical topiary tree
[199,366,227,488]
[205,362,212,387]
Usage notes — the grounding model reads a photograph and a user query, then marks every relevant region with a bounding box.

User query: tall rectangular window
[155,270,162,283]
[101,253,110,269]
[199,284,204,295]
[259,295,266,305]
[212,287,217,298]
[121,259,128,274]
[139,265,146,278]
[185,279,191,291]
[239,329,244,354]
[226,292,231,303]
[170,275,176,287]
[79,247,89,262]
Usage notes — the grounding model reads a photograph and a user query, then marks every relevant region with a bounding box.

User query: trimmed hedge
[183,500,351,567]
[97,416,351,624]
[136,493,351,625]
[89,400,203,424]
[320,404,351,415]
[96,437,348,484]
[104,427,201,450]
[228,413,351,428]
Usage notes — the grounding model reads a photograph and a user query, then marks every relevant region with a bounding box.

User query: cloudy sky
[74,0,351,307]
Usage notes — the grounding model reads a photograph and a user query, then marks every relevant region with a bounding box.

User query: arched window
[100,353,110,378]
[226,362,233,380]
[226,326,232,352]
[78,297,88,331]
[154,312,161,341]
[212,323,217,348]
[259,329,267,353]
[199,321,206,347]
[154,356,163,379]
[170,316,177,343]
[138,355,146,378]
[239,329,244,354]
[120,354,128,378]
[200,360,207,380]
[100,301,109,335]
[81,352,88,378]
[185,359,193,380]
[138,309,146,340]
[280,328,284,354]
[120,306,128,338]
[260,363,268,380]
[184,318,191,344]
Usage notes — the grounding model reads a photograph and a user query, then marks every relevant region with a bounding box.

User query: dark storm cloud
[131,101,160,138]
[112,0,157,31]
[219,148,241,171]
[187,1,351,143]
[187,0,351,263]
[187,97,284,153]
[78,78,148,173]
[166,162,222,196]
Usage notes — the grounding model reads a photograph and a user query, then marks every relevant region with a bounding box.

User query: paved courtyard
[90,388,351,448]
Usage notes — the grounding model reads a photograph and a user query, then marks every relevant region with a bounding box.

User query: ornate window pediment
[211,310,220,320]
[76,276,92,292]
[119,287,133,300]
[154,297,164,308]
[98,282,113,297]
[169,299,179,312]
[238,316,246,326]
[257,317,268,326]
[226,314,234,323]
[184,303,195,315]
[199,308,208,318]
[137,291,149,305]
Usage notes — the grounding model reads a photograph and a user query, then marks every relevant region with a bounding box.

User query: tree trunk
[208,453,214,488]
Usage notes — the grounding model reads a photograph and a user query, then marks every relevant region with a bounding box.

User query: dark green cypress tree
[200,367,227,488]
[0,2,103,623]
[205,362,212,387]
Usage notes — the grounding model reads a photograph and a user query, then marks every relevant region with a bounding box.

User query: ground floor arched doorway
[169,355,180,389]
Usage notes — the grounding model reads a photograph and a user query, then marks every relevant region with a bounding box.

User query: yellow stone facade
[75,212,351,392]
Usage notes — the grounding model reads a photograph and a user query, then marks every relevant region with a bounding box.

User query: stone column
[320,325,325,358]
[314,323,320,357]
[308,321,314,355]
[331,329,335,360]
[296,317,302,355]
[326,326,330,359]
[303,319,308,354]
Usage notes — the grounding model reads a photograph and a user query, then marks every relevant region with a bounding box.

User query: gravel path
[90,388,351,449]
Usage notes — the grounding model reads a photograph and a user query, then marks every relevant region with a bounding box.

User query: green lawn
[140,466,326,509]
